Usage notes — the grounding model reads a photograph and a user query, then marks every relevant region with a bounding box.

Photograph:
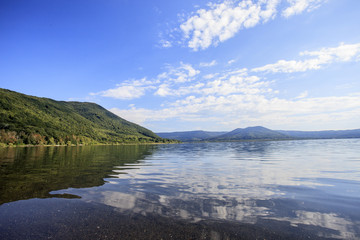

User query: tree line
[0,129,176,147]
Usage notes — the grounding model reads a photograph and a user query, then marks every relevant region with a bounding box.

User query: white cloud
[160,39,172,48]
[252,42,360,73]
[177,0,329,51]
[201,74,270,96]
[91,78,154,100]
[282,0,328,18]
[180,0,280,51]
[199,60,217,67]
[153,66,271,98]
[155,82,206,97]
[111,92,360,131]
[203,73,218,79]
[228,59,236,64]
[157,62,200,83]
[154,84,172,97]
[182,63,200,77]
[94,62,201,100]
[99,85,145,100]
[300,42,360,62]
[94,42,360,131]
[294,90,308,99]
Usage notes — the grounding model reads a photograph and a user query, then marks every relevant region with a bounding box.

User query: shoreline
[2,137,360,148]
[0,142,180,148]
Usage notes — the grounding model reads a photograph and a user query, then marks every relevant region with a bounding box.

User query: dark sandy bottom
[0,198,334,240]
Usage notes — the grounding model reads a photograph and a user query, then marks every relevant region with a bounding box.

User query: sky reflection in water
[49,139,360,239]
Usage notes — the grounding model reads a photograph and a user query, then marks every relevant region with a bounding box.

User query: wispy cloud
[99,85,146,100]
[228,59,236,65]
[94,42,360,130]
[294,90,308,99]
[199,60,217,67]
[282,0,328,18]
[91,78,155,100]
[252,42,360,73]
[159,39,172,48]
[175,0,328,51]
[93,63,201,99]
[203,73,219,79]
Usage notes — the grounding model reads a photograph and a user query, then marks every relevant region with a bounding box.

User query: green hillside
[0,88,173,145]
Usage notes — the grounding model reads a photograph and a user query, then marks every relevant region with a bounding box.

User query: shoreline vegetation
[0,88,179,147]
[0,141,179,148]
[0,129,179,148]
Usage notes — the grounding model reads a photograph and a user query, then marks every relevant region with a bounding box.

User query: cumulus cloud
[200,73,271,96]
[154,84,173,97]
[252,42,360,73]
[154,65,271,98]
[94,42,360,131]
[180,0,280,51]
[176,0,329,51]
[111,92,360,130]
[157,62,200,83]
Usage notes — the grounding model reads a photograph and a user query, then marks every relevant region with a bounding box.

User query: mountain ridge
[209,126,291,141]
[0,88,174,145]
[157,126,360,142]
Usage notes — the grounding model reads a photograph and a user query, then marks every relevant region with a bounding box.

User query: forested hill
[0,88,172,145]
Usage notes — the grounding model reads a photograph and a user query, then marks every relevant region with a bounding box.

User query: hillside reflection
[0,145,156,204]
[52,141,360,239]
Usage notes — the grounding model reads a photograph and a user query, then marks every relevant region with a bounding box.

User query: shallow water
[1,139,360,239]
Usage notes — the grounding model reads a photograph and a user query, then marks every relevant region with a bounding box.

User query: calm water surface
[1,139,360,239]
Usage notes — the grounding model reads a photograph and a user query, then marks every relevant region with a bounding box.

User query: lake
[1,139,360,239]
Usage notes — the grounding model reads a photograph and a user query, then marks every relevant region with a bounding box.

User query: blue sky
[1,0,360,132]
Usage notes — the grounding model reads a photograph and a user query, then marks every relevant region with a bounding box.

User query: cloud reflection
[53,140,360,239]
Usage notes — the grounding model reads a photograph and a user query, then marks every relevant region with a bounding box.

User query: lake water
[1,139,360,239]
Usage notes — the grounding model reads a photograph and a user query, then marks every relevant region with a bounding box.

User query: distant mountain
[157,130,226,142]
[0,88,173,145]
[277,129,360,139]
[211,126,291,141]
[157,127,291,142]
[158,126,360,142]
